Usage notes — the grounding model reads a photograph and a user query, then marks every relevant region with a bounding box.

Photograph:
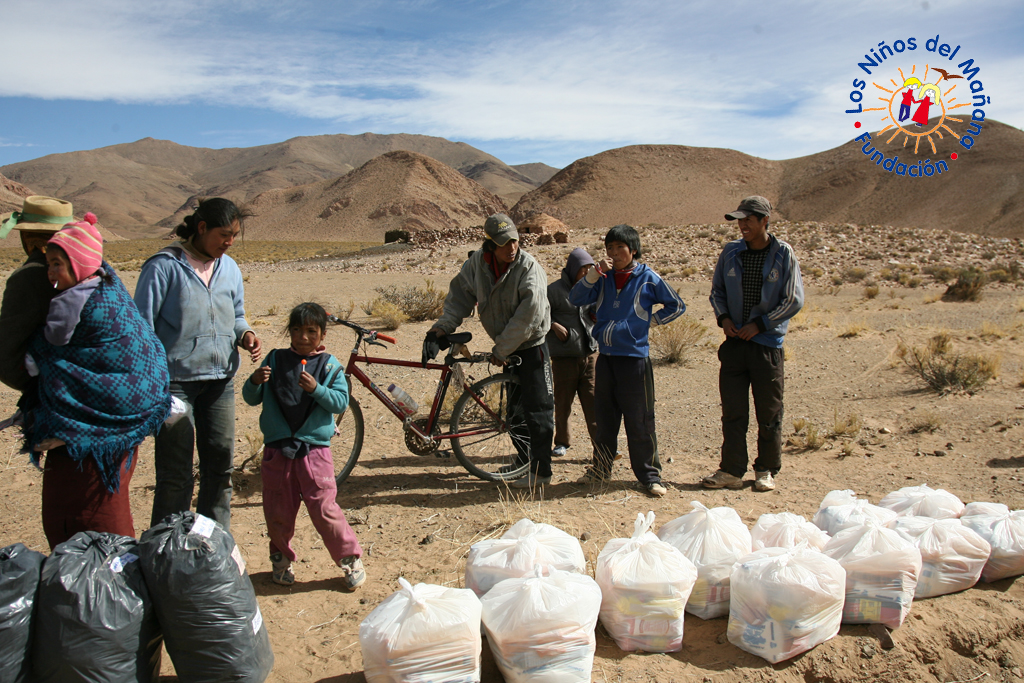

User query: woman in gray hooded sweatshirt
[546,247,599,458]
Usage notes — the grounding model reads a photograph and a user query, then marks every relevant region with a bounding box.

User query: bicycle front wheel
[334,397,364,485]
[450,373,530,482]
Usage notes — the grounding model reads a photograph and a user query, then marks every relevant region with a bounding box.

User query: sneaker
[553,445,568,457]
[270,553,295,586]
[339,556,366,590]
[645,482,668,497]
[701,470,745,490]
[576,467,611,485]
[510,472,552,489]
[754,471,776,492]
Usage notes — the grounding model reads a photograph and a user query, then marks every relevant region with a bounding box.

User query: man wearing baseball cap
[425,213,555,490]
[703,196,804,492]
[0,196,76,390]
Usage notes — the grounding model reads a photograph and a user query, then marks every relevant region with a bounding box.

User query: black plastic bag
[138,512,273,683]
[0,543,46,683]
[33,531,162,683]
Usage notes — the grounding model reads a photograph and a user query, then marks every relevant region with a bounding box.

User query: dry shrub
[864,284,880,299]
[909,410,944,433]
[370,299,408,330]
[829,408,862,437]
[928,331,953,356]
[650,317,709,364]
[923,292,942,304]
[795,424,825,450]
[924,265,958,283]
[901,343,999,393]
[943,269,986,302]
[373,280,447,322]
[807,267,825,278]
[792,417,808,434]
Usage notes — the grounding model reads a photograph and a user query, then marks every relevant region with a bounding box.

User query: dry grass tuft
[900,342,1000,393]
[370,299,408,330]
[829,408,863,437]
[978,321,1006,340]
[864,284,880,299]
[909,410,944,434]
[928,331,953,356]
[837,320,868,338]
[650,317,709,364]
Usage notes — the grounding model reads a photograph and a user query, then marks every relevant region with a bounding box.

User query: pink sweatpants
[261,445,362,564]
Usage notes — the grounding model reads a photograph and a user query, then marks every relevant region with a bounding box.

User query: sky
[1,0,1021,169]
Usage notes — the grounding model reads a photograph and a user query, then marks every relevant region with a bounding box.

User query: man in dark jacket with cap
[703,196,804,492]
[547,248,599,459]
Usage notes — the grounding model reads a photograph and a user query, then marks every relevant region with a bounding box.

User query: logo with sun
[864,64,970,155]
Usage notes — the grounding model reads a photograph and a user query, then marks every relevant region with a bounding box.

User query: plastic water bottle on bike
[388,384,418,416]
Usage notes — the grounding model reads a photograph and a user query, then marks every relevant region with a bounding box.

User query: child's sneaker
[339,555,366,591]
[645,482,668,497]
[553,444,568,457]
[576,467,611,485]
[270,552,295,586]
[510,473,552,489]
[701,470,745,490]
[754,471,776,492]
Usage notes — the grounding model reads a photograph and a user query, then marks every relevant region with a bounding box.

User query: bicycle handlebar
[327,315,395,344]
[377,333,397,344]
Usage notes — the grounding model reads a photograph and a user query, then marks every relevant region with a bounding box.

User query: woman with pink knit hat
[24,213,171,549]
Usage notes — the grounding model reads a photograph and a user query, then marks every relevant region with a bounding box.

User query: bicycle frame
[342,332,507,444]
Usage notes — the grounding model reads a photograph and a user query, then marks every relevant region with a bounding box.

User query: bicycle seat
[442,332,473,348]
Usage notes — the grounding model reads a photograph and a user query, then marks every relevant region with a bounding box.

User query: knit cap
[48,212,103,283]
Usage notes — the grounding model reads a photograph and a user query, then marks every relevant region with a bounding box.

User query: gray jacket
[546,271,597,358]
[434,249,550,361]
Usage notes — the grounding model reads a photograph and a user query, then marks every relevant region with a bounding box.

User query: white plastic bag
[813,490,897,536]
[164,396,189,427]
[657,502,751,619]
[465,519,585,597]
[596,512,697,653]
[480,566,601,683]
[878,484,965,519]
[961,503,1024,582]
[727,544,846,664]
[360,578,482,683]
[823,522,921,629]
[894,517,990,598]
[752,512,830,551]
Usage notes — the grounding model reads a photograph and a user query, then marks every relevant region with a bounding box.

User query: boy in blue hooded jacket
[570,225,685,497]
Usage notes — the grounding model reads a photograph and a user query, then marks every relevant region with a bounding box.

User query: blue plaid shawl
[27,263,171,492]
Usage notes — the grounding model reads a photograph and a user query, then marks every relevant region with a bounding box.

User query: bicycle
[324,317,531,485]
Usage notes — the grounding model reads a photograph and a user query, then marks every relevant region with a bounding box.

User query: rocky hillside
[242,150,507,241]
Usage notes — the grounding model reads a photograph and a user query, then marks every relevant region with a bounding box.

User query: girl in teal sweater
[242,303,364,589]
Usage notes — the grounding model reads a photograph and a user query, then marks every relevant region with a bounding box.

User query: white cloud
[1,0,1020,165]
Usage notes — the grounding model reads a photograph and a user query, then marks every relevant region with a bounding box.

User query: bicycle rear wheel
[334,398,364,485]
[450,373,530,482]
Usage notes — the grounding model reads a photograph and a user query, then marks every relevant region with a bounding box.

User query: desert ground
[4,222,1024,683]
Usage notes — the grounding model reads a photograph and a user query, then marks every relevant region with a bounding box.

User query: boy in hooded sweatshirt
[570,225,685,497]
[547,248,599,459]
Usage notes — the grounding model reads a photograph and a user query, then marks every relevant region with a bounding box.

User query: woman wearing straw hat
[0,196,76,392]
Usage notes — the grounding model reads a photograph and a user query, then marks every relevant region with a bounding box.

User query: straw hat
[0,196,75,239]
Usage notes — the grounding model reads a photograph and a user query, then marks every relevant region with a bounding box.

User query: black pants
[508,343,555,477]
[593,355,661,485]
[718,337,785,477]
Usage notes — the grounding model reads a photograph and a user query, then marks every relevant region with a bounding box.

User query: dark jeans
[551,353,598,449]
[507,343,555,478]
[718,337,785,477]
[593,355,661,485]
[151,378,236,530]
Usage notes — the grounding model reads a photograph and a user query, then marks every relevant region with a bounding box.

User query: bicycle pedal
[436,450,453,459]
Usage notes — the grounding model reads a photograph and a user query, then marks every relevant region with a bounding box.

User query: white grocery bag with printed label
[961,502,1024,582]
[727,543,846,664]
[596,511,697,653]
[823,522,922,629]
[465,518,585,597]
[360,578,482,683]
[480,566,601,683]
[657,502,752,619]
[813,490,897,536]
[878,484,965,519]
[894,517,990,598]
[752,512,830,551]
